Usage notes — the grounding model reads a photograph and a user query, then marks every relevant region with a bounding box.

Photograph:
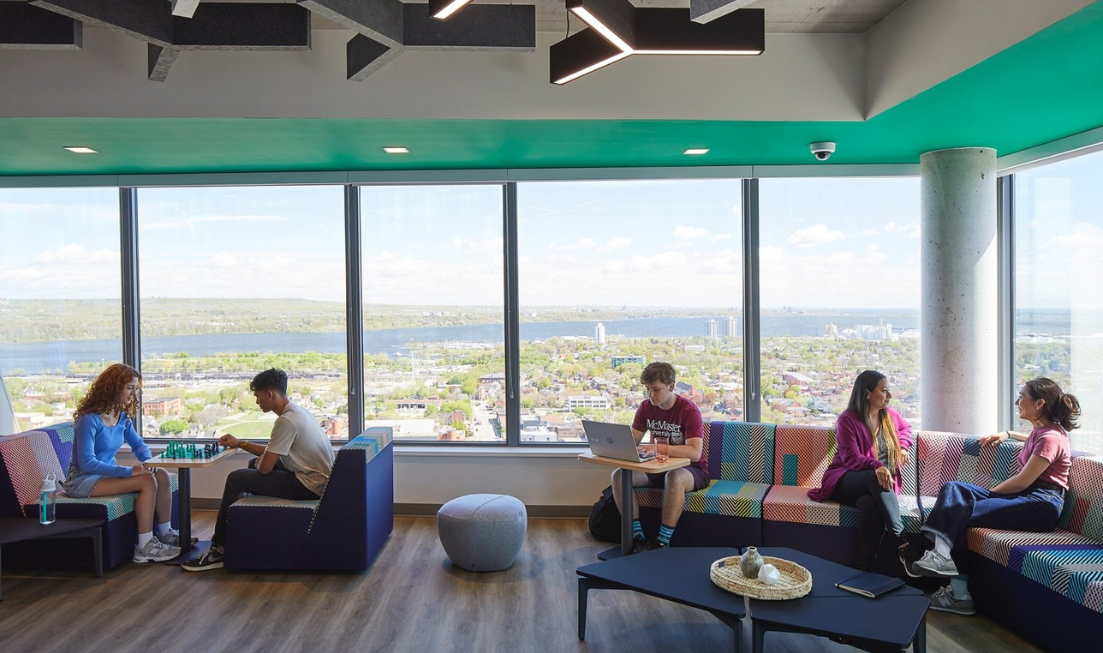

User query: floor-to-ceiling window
[136,186,348,441]
[516,179,744,442]
[758,178,922,425]
[0,187,122,434]
[1014,150,1103,454]
[360,185,505,443]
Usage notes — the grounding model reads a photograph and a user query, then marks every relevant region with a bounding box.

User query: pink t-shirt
[632,394,707,476]
[1020,424,1071,490]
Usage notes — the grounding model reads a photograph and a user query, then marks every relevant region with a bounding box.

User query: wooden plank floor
[0,514,1045,653]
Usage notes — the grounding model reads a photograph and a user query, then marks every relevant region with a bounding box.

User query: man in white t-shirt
[184,368,335,571]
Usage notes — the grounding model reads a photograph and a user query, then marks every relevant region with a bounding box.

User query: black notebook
[834,571,905,599]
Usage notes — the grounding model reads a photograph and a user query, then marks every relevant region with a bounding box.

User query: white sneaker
[134,537,181,563]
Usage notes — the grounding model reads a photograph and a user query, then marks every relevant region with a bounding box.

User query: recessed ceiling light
[684,148,710,155]
[383,147,409,154]
[64,146,98,154]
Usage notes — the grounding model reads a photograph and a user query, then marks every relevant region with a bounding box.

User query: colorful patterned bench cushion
[772,425,835,488]
[635,480,769,519]
[705,422,775,484]
[234,496,320,510]
[761,484,925,533]
[342,427,393,461]
[0,429,67,514]
[916,431,1021,496]
[1060,455,1103,541]
[968,526,1103,613]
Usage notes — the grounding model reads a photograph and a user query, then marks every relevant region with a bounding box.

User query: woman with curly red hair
[62,363,181,563]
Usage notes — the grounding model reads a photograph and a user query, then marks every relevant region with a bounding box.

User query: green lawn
[220,419,274,440]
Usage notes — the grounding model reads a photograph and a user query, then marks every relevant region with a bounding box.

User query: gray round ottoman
[437,494,527,572]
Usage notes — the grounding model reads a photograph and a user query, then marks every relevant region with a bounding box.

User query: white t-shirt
[264,402,335,495]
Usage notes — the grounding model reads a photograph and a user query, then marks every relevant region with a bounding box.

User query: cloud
[711,234,733,243]
[597,237,632,252]
[549,238,596,251]
[787,224,845,248]
[35,244,119,266]
[673,225,707,240]
[885,221,920,238]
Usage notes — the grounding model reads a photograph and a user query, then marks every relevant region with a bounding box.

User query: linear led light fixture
[64,146,97,154]
[551,4,764,84]
[383,147,409,154]
[684,148,710,155]
[429,0,473,20]
[566,0,635,53]
[550,28,631,85]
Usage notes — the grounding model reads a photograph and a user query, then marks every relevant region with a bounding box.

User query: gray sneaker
[929,586,976,615]
[912,549,959,577]
[134,537,181,563]
[156,527,181,547]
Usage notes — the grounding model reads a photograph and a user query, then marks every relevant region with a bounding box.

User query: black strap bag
[588,485,622,543]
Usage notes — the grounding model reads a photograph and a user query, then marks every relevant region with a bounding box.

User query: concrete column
[920,147,998,433]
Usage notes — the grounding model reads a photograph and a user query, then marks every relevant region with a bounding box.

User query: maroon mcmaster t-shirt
[631,394,707,476]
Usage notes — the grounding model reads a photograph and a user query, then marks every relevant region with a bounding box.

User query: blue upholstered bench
[0,423,178,569]
[224,427,393,571]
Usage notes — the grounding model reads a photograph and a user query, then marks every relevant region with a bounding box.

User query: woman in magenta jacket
[809,370,913,570]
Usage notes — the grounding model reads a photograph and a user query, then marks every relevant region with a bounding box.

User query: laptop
[582,420,654,463]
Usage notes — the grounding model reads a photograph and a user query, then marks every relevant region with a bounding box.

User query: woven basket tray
[709,555,813,600]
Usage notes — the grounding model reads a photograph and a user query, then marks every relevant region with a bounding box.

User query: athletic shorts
[646,465,710,490]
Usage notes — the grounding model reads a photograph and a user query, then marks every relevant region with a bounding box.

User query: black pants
[832,469,904,570]
[212,458,319,547]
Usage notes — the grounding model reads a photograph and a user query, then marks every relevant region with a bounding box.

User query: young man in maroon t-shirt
[611,362,708,552]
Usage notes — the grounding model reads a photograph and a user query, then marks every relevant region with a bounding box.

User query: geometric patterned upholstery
[637,479,769,518]
[1060,456,1103,541]
[705,421,775,483]
[916,431,1022,496]
[760,484,925,533]
[636,421,775,520]
[967,526,1103,614]
[771,425,835,488]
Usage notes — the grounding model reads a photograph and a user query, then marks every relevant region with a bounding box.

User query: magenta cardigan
[807,407,913,502]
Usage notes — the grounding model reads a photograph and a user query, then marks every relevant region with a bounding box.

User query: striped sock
[632,519,643,540]
[657,524,675,547]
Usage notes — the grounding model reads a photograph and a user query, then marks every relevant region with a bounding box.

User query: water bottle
[39,473,57,525]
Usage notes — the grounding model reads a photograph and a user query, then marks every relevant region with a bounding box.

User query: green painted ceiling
[2,2,1103,177]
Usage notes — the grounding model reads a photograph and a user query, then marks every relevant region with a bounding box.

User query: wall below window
[118,447,610,515]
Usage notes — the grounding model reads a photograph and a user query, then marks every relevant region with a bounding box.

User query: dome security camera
[810,141,836,161]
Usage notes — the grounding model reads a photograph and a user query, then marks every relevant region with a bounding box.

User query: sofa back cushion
[0,427,68,516]
[705,421,775,484]
[1060,455,1103,542]
[772,425,835,488]
[917,431,1021,496]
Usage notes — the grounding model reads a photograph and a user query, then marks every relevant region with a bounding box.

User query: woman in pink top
[910,377,1078,616]
[809,370,913,571]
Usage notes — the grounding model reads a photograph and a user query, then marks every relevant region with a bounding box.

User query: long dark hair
[1023,377,1081,431]
[846,370,903,471]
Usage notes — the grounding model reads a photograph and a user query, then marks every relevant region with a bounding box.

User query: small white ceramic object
[758,563,780,586]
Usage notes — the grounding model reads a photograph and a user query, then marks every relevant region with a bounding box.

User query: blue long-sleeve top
[71,411,152,477]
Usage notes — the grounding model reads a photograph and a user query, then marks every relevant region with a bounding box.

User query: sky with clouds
[3,156,1101,310]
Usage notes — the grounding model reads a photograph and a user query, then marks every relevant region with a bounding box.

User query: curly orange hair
[73,363,142,422]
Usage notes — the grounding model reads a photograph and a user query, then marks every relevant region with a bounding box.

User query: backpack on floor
[588,485,622,543]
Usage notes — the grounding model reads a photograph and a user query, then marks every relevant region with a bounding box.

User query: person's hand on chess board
[218,433,243,450]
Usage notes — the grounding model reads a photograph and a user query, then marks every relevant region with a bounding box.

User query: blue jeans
[920,480,1064,571]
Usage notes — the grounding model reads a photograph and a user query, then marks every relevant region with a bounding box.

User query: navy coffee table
[749,547,929,653]
[577,546,746,651]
